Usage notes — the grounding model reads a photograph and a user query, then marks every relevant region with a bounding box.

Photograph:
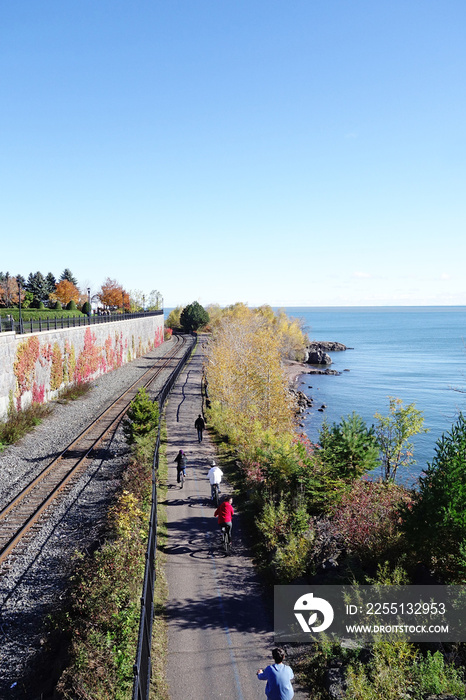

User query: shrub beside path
[164,342,306,700]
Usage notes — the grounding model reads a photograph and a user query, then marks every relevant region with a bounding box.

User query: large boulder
[307,349,332,365]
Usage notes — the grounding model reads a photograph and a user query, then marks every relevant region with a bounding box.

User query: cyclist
[174,449,187,484]
[214,495,234,544]
[207,460,223,500]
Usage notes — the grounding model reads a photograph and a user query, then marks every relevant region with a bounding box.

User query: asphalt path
[165,344,306,700]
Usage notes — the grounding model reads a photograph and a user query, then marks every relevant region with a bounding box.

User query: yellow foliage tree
[52,279,80,306]
[205,305,297,444]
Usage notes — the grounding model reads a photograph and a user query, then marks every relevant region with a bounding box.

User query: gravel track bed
[0,338,181,699]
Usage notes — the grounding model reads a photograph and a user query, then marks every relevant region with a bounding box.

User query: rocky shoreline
[283,340,349,384]
[284,341,349,422]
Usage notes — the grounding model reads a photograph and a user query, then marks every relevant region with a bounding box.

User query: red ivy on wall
[74,327,101,383]
[14,336,40,409]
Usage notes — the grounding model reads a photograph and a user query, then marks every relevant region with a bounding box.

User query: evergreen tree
[60,268,78,286]
[404,413,466,580]
[26,271,49,302]
[123,388,159,444]
[45,272,57,295]
[180,301,209,332]
[319,412,380,479]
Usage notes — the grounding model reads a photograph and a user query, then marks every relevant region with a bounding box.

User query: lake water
[283,307,466,485]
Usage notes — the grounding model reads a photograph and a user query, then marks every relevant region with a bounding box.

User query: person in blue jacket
[257,647,294,700]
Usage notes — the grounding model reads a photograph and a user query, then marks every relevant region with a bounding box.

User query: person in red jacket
[214,495,234,543]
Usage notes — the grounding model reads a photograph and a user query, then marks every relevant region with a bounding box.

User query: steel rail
[0,335,189,566]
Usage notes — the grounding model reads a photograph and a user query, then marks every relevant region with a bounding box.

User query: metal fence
[132,335,196,700]
[0,310,163,335]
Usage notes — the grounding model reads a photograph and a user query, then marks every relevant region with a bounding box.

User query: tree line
[0,269,162,313]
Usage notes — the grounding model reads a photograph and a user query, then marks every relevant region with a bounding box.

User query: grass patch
[57,381,92,403]
[150,418,170,700]
[0,402,52,448]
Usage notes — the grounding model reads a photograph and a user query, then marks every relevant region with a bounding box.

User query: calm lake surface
[283,307,466,485]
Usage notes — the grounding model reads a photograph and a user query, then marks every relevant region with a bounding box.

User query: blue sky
[1,1,465,307]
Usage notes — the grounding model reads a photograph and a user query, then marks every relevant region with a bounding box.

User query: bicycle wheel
[221,527,231,554]
[180,471,185,489]
[212,484,219,507]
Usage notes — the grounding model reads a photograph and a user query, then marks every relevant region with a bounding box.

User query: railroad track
[0,334,191,568]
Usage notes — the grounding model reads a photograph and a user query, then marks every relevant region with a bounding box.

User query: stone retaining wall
[0,315,165,420]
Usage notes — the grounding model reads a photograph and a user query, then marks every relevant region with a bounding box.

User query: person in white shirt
[207,460,223,500]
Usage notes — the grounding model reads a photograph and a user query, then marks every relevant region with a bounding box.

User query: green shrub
[53,300,62,310]
[412,650,465,697]
[0,308,83,320]
[57,382,91,403]
[66,299,77,310]
[0,403,52,445]
[319,413,380,479]
[81,301,91,315]
[345,640,465,700]
[255,497,314,581]
[123,387,159,444]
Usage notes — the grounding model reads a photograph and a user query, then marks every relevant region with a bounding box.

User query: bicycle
[179,469,185,489]
[220,524,232,555]
[211,483,220,506]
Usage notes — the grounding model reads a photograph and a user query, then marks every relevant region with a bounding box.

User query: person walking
[194,413,206,443]
[174,449,187,483]
[257,648,294,700]
[207,460,223,500]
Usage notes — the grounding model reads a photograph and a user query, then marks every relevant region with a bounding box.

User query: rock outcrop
[305,341,349,366]
[308,341,348,352]
[307,348,332,365]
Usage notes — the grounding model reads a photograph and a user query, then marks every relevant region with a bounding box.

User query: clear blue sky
[1,1,465,307]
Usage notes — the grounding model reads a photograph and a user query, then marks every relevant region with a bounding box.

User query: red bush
[330,478,412,559]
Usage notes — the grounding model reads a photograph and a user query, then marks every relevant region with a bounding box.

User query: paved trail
[165,344,306,700]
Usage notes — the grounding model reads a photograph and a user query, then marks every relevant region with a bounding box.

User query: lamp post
[143,295,145,314]
[18,279,22,333]
[87,287,91,324]
[122,291,125,315]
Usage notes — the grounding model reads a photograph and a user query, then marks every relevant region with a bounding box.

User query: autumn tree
[128,289,162,312]
[205,305,296,440]
[0,273,25,307]
[166,306,183,330]
[52,279,80,306]
[205,303,307,362]
[98,278,129,310]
